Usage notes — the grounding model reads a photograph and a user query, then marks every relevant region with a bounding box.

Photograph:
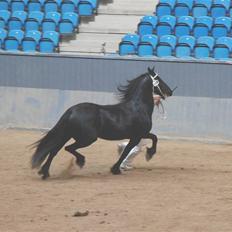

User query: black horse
[31,67,173,179]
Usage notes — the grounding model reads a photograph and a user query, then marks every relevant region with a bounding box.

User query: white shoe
[120,163,133,171]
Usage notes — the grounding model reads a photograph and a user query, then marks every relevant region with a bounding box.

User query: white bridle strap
[149,73,165,98]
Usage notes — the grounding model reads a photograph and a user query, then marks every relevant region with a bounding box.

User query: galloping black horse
[31,67,173,179]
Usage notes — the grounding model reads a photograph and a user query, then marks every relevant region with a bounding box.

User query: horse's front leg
[143,133,158,161]
[111,138,141,175]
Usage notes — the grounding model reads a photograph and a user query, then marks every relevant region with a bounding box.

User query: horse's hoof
[76,157,85,169]
[41,173,49,180]
[146,147,156,161]
[111,166,121,175]
[38,169,49,180]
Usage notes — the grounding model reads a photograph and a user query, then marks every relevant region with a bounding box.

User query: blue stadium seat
[3,36,20,51]
[192,16,213,38]
[121,34,140,48]
[42,18,57,32]
[176,0,194,9]
[44,0,59,13]
[21,37,37,52]
[159,0,176,8]
[213,44,230,60]
[156,15,176,36]
[28,11,44,24]
[216,36,232,51]
[140,34,158,48]
[140,15,157,28]
[8,29,24,43]
[24,18,40,31]
[137,16,157,36]
[211,17,231,38]
[197,36,215,51]
[61,0,76,14]
[194,43,211,59]
[0,38,2,49]
[45,11,61,25]
[155,2,172,17]
[214,37,232,60]
[195,16,213,30]
[78,1,94,16]
[210,0,230,18]
[0,10,10,23]
[62,12,79,27]
[39,37,55,52]
[119,41,136,56]
[160,35,177,49]
[137,35,158,57]
[11,0,25,12]
[0,28,7,42]
[192,4,208,17]
[174,16,194,37]
[210,4,227,18]
[178,35,196,49]
[194,0,212,10]
[27,0,42,12]
[173,3,190,17]
[87,0,97,9]
[156,42,174,57]
[8,17,23,30]
[137,42,154,57]
[214,0,230,10]
[12,11,27,23]
[43,30,59,47]
[25,29,41,44]
[175,43,192,58]
[58,19,74,34]
[0,0,8,10]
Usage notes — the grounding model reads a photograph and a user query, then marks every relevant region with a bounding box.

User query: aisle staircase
[59,0,158,55]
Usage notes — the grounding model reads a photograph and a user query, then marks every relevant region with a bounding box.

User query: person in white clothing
[118,94,162,170]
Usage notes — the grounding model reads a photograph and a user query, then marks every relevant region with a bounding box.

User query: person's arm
[153,95,161,106]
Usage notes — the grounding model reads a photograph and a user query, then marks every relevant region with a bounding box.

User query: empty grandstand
[0,0,232,141]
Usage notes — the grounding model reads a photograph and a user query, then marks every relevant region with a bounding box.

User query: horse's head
[147,67,174,99]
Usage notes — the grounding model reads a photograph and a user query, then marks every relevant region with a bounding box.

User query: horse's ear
[147,67,151,74]
[151,66,155,72]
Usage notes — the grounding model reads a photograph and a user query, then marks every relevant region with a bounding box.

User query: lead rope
[156,101,167,120]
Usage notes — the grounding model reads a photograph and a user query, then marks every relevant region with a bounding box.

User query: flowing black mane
[117,73,149,102]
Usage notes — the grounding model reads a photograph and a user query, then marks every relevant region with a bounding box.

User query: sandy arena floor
[0,129,231,232]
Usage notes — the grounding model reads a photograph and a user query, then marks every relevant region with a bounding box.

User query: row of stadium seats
[0,10,78,34]
[0,0,97,16]
[119,34,232,60]
[138,15,232,38]
[156,0,232,17]
[0,29,59,52]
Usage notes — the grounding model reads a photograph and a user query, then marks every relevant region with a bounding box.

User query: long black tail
[31,111,71,169]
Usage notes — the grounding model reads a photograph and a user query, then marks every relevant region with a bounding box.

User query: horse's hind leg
[38,147,60,180]
[111,138,141,175]
[65,138,97,168]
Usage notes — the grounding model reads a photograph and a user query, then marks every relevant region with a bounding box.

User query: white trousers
[119,140,144,167]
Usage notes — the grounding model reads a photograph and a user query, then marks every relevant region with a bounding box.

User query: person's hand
[153,95,161,106]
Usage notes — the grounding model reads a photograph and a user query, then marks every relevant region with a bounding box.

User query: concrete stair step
[60,33,122,54]
[79,15,141,33]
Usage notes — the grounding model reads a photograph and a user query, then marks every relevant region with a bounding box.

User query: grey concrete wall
[0,53,232,142]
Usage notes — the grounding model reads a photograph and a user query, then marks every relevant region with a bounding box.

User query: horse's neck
[129,88,154,116]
